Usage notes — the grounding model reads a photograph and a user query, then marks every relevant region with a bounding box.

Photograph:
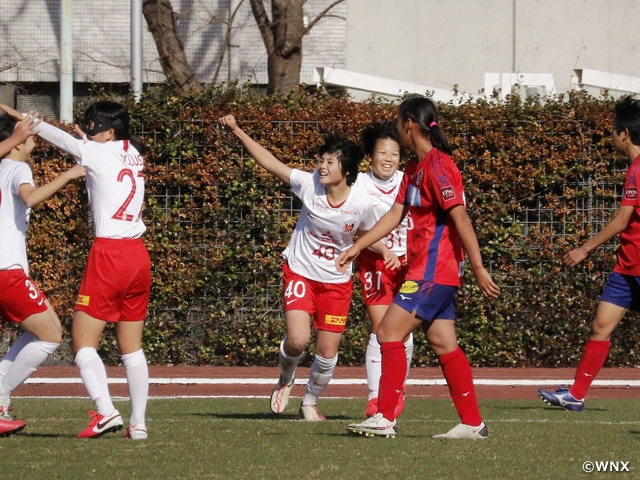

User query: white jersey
[355,170,409,256]
[37,121,145,239]
[0,159,34,274]
[283,169,376,283]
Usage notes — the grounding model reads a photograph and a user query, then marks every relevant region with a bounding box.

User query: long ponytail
[398,94,452,156]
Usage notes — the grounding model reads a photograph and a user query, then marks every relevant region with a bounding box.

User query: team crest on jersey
[325,315,347,326]
[415,170,424,187]
[76,295,90,306]
[399,281,419,294]
[625,187,638,200]
[441,185,456,201]
[343,221,356,233]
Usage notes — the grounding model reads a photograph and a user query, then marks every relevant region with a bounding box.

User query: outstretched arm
[563,205,633,267]
[0,104,83,160]
[19,164,86,208]
[0,111,39,158]
[448,204,500,299]
[219,115,293,184]
[336,202,405,273]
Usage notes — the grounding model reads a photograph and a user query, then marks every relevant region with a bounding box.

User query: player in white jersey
[354,120,414,418]
[2,102,151,440]
[0,111,85,436]
[219,114,391,420]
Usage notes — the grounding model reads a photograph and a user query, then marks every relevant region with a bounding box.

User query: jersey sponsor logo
[340,209,358,215]
[325,314,347,326]
[343,221,356,233]
[399,281,419,294]
[624,187,638,200]
[440,185,456,201]
[76,295,90,306]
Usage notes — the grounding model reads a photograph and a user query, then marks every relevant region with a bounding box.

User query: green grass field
[1,398,638,479]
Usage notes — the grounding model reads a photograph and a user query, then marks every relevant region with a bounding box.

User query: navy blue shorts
[600,272,640,312]
[392,279,457,321]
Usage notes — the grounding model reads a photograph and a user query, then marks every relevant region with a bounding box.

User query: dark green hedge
[8,84,639,368]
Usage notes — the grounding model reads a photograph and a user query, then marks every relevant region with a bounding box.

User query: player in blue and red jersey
[539,95,640,412]
[337,94,500,439]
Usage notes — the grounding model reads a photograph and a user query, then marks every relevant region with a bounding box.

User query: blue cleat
[538,387,584,411]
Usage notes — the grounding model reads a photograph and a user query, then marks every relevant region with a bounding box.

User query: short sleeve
[11,162,34,195]
[621,162,640,207]
[289,169,313,198]
[428,155,465,211]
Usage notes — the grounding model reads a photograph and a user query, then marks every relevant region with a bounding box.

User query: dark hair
[0,113,18,144]
[318,134,364,186]
[83,101,146,154]
[360,119,400,157]
[614,95,640,146]
[398,94,452,156]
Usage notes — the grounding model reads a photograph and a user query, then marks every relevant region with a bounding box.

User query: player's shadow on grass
[18,433,68,438]
[188,412,351,421]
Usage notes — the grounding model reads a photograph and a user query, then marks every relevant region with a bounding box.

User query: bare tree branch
[213,0,246,84]
[249,0,275,55]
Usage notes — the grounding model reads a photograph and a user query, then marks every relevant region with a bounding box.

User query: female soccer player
[2,102,151,440]
[337,95,500,438]
[0,110,85,436]
[219,114,387,420]
[538,96,640,412]
[355,120,412,418]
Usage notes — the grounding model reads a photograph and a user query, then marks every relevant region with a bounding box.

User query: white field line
[23,377,640,387]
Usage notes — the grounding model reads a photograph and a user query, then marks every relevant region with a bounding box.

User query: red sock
[570,339,610,400]
[439,347,482,426]
[377,342,406,421]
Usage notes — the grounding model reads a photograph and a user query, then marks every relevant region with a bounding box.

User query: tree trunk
[250,0,304,95]
[143,0,203,93]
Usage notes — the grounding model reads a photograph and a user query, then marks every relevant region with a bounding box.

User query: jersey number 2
[112,169,143,222]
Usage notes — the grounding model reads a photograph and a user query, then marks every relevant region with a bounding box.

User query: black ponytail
[398,94,452,156]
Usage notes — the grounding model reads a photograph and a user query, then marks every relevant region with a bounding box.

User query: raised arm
[448,204,500,299]
[0,110,39,158]
[0,104,83,160]
[219,115,293,184]
[19,165,86,208]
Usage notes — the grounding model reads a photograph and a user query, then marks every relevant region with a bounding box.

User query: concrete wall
[346,0,640,96]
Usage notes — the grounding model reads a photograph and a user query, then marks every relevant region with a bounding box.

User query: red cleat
[77,411,123,439]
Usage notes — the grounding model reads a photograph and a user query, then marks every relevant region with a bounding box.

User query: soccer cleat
[125,424,148,440]
[433,422,488,440]
[270,375,295,414]
[394,385,406,418]
[346,413,397,438]
[77,410,123,439]
[299,404,325,421]
[538,387,585,412]
[0,406,25,437]
[365,398,378,418]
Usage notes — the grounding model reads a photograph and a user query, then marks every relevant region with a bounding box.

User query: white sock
[404,333,414,381]
[278,339,304,384]
[365,333,382,401]
[0,335,59,397]
[0,332,37,382]
[75,347,116,416]
[121,349,148,427]
[302,353,337,406]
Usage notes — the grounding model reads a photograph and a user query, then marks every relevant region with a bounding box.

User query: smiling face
[316,151,346,186]
[369,138,401,181]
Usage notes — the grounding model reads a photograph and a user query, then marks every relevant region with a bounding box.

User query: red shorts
[75,238,151,322]
[356,249,408,307]
[282,263,352,333]
[0,269,48,323]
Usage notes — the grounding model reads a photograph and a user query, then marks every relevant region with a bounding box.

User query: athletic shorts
[392,279,457,321]
[75,237,151,322]
[0,269,48,323]
[282,262,352,333]
[356,249,407,307]
[600,272,640,312]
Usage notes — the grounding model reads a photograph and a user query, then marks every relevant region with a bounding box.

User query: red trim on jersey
[375,184,399,195]
[326,197,347,208]
[123,140,129,152]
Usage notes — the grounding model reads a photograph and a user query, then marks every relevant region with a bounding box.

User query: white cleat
[270,375,295,414]
[125,423,148,440]
[433,422,488,440]
[299,404,325,421]
[346,413,397,438]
